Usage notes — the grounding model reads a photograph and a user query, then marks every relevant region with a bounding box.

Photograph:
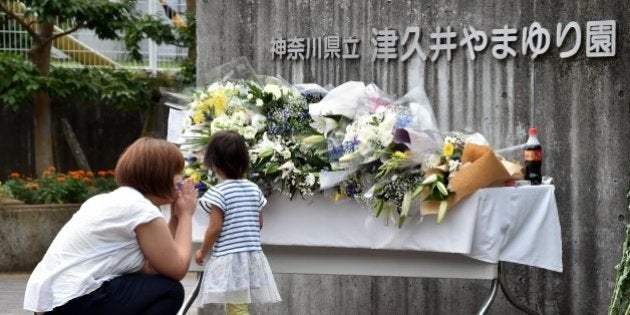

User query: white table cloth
[184,185,562,273]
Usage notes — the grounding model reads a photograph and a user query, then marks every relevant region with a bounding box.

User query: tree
[609,189,630,314]
[0,0,184,175]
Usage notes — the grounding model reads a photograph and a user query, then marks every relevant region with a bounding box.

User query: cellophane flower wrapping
[169,58,523,227]
[174,59,332,199]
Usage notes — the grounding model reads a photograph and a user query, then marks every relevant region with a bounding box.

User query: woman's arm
[136,179,196,280]
[167,213,179,238]
[195,205,223,264]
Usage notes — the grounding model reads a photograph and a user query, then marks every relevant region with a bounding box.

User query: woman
[24,137,197,314]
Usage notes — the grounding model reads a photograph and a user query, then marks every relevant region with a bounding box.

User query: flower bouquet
[367,150,424,227]
[178,81,266,189]
[170,58,525,227]
[419,141,517,222]
[175,66,331,199]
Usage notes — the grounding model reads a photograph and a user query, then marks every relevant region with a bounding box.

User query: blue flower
[327,141,344,160]
[346,184,357,199]
[195,181,207,191]
[395,114,413,129]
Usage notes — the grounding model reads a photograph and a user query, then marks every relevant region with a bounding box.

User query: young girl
[194,130,281,314]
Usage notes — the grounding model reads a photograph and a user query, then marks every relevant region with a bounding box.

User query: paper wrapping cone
[420,144,515,216]
[501,160,525,179]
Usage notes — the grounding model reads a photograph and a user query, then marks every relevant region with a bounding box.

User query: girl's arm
[136,179,196,280]
[259,211,264,230]
[195,205,224,265]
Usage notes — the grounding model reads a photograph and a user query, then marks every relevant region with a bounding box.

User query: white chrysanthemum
[357,140,373,157]
[207,82,221,92]
[232,110,248,125]
[210,115,229,133]
[448,159,461,172]
[305,173,316,187]
[377,111,397,146]
[279,161,298,178]
[424,154,441,170]
[263,84,282,99]
[280,147,291,159]
[242,126,256,140]
[251,113,266,131]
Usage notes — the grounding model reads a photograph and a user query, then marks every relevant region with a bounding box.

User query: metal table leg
[178,271,204,315]
[477,278,499,315]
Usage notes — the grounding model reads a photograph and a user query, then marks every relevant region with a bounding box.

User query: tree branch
[0,2,38,39]
[51,22,84,40]
[41,22,85,47]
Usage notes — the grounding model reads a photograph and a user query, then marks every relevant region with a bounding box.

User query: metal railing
[0,0,188,71]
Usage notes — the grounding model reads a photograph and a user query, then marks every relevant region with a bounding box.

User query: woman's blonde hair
[115,137,184,199]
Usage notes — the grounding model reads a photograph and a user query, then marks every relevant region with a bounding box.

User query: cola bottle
[524,127,542,185]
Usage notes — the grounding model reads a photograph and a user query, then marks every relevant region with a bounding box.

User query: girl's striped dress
[198,179,281,304]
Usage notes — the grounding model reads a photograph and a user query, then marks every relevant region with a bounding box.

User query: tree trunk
[30,22,54,176]
[60,118,91,171]
[141,101,157,137]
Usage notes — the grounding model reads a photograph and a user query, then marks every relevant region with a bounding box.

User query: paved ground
[0,272,203,315]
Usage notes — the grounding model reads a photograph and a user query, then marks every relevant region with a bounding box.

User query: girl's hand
[172,178,196,218]
[195,249,206,265]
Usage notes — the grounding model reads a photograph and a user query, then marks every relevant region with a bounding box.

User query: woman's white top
[23,187,163,312]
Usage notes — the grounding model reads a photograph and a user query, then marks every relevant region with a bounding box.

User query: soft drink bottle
[524,127,542,185]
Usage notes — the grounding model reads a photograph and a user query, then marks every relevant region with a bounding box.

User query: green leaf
[397,214,406,228]
[374,199,384,217]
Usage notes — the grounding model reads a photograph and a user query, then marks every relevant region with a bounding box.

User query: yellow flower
[443,142,454,158]
[190,172,201,183]
[392,150,409,160]
[195,98,212,113]
[192,111,206,125]
[211,92,228,116]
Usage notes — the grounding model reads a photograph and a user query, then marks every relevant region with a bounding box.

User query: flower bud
[302,135,325,145]
[422,174,438,185]
[436,181,449,196]
[258,147,274,158]
[437,200,449,223]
